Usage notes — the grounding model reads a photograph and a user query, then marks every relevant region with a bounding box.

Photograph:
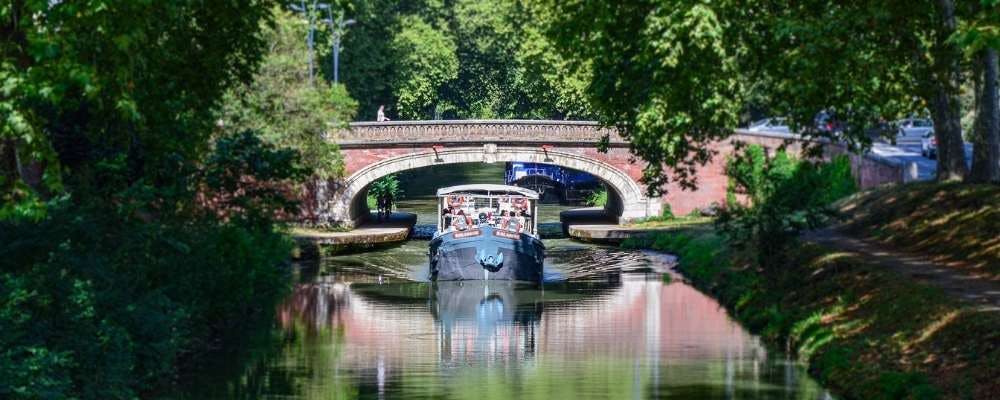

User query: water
[179,165,831,399]
[182,239,832,399]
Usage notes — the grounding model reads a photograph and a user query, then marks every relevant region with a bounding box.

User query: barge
[429,184,544,282]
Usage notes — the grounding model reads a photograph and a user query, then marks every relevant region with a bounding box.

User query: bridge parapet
[334,120,625,146]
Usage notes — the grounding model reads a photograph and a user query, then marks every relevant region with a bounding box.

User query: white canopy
[436,184,539,199]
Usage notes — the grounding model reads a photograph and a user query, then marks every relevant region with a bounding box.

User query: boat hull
[429,226,544,282]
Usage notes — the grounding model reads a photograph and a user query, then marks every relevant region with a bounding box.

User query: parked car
[747,117,791,133]
[896,118,934,139]
[921,131,937,159]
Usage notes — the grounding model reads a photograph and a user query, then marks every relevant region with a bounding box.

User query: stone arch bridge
[317,120,904,227]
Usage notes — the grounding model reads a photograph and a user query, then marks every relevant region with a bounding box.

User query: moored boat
[429,184,544,281]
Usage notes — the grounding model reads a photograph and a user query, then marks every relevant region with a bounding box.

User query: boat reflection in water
[240,254,831,400]
[430,281,545,363]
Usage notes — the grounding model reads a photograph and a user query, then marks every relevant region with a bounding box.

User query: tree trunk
[930,0,969,181]
[969,48,1000,183]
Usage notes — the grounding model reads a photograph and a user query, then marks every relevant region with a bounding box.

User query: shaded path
[804,228,1000,309]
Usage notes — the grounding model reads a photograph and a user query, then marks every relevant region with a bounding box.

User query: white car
[747,117,791,133]
[896,118,934,139]
[920,131,937,159]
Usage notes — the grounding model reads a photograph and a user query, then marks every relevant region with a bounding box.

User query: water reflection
[186,242,831,399]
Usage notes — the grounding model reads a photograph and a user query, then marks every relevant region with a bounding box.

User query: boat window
[438,193,535,235]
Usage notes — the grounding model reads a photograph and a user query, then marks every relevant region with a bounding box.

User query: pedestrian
[376,193,387,221]
[377,105,390,122]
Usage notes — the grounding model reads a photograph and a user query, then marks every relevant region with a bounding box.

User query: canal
[179,164,833,399]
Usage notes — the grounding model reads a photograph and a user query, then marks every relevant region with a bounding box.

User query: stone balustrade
[334,120,624,146]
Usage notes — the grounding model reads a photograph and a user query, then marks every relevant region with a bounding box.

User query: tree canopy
[219,7,358,180]
[336,0,593,120]
[537,0,1000,187]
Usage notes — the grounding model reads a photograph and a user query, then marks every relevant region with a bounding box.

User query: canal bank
[292,212,417,258]
[624,225,1000,400]
[560,207,714,243]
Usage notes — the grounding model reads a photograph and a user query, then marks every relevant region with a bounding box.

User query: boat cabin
[436,184,539,236]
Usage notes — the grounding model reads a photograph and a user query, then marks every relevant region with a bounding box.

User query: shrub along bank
[0,134,302,399]
[623,230,1000,399]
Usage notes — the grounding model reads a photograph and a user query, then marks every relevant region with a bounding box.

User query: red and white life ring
[512,197,528,210]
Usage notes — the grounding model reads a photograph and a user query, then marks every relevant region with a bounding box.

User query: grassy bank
[623,229,1000,399]
[625,215,712,229]
[835,182,1000,279]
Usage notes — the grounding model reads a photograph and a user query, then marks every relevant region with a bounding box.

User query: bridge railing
[333,120,623,145]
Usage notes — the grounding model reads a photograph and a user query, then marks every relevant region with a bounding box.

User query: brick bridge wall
[321,120,904,226]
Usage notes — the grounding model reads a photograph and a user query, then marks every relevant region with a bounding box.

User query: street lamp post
[291,2,354,85]
[319,8,354,83]
[289,1,323,85]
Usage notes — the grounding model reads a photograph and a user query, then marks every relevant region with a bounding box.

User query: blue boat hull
[429,226,544,282]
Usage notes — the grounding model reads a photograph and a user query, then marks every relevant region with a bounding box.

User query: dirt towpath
[803,228,1000,310]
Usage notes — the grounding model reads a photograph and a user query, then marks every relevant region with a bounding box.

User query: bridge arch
[327,145,662,227]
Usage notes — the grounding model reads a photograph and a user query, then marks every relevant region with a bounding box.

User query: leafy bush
[367,174,402,203]
[585,189,608,207]
[661,203,674,219]
[0,133,300,399]
[0,208,292,399]
[716,144,856,272]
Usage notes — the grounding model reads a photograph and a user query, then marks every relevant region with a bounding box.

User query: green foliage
[1,0,275,209]
[201,131,310,225]
[220,7,358,180]
[540,0,743,193]
[875,372,940,400]
[0,131,301,399]
[391,15,460,119]
[367,174,402,202]
[1,3,316,398]
[585,189,607,207]
[514,22,593,119]
[337,0,593,120]
[716,144,856,271]
[0,207,291,399]
[660,204,674,219]
[446,0,520,118]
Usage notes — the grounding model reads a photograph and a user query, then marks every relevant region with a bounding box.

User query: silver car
[747,117,791,133]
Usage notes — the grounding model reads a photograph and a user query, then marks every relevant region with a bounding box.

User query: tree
[539,0,993,189]
[390,15,459,119]
[335,0,594,120]
[956,0,1000,183]
[219,6,358,180]
[541,0,744,194]
[513,2,593,119]
[338,0,403,120]
[1,0,275,209]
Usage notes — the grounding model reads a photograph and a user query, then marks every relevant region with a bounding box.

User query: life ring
[512,197,528,210]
